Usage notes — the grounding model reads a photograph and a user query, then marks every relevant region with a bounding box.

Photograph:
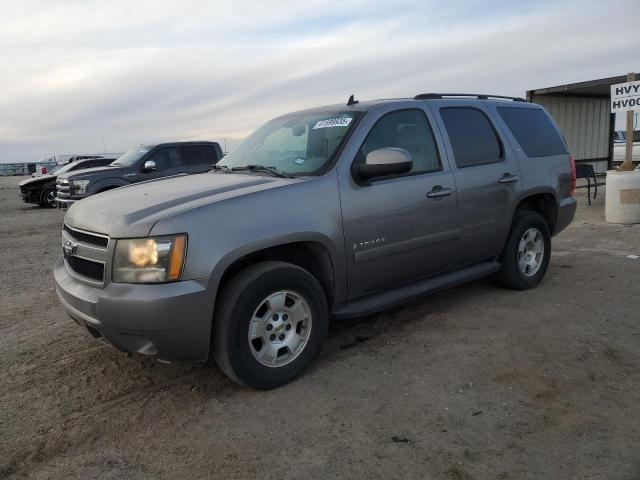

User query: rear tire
[495,210,551,290]
[213,261,329,389]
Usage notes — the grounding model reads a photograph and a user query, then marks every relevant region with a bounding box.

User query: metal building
[527,74,637,173]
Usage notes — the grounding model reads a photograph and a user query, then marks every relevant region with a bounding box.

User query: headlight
[112,234,187,283]
[71,179,90,194]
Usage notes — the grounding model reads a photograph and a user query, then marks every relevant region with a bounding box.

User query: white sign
[611,80,640,113]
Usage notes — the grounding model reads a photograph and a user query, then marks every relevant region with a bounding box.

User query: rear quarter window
[497,107,567,157]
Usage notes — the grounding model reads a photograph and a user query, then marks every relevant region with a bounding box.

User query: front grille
[65,255,105,282]
[63,224,109,248]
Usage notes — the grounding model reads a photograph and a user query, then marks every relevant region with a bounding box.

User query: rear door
[429,101,522,265]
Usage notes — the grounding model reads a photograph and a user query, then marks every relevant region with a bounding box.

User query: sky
[0,0,639,162]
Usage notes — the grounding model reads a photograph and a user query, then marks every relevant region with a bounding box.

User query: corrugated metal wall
[532,95,610,172]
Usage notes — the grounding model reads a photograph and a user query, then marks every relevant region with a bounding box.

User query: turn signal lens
[167,235,186,281]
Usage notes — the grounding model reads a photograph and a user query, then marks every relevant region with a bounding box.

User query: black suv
[56,141,223,206]
[19,157,114,208]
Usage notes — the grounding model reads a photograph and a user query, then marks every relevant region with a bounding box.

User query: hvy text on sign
[611,80,640,113]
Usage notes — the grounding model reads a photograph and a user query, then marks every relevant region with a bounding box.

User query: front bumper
[54,256,218,361]
[19,190,38,204]
[56,197,77,208]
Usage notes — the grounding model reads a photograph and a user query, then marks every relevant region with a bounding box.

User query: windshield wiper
[230,164,289,178]
[210,164,232,173]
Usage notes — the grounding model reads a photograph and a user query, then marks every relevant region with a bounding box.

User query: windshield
[218,111,361,176]
[112,146,153,166]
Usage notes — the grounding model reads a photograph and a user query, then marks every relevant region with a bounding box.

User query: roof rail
[414,93,527,102]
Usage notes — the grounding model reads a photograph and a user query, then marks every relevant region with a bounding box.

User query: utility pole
[102,136,106,154]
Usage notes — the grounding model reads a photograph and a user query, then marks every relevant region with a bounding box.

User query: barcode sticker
[313,118,353,129]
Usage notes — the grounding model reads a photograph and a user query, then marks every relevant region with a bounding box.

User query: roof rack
[414,93,527,102]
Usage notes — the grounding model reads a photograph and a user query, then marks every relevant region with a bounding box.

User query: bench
[575,163,606,206]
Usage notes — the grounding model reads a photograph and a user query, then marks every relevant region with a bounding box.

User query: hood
[57,164,128,181]
[19,175,55,186]
[65,172,306,237]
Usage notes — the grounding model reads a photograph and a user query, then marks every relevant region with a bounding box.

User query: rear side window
[497,107,567,157]
[441,107,502,167]
[183,146,218,166]
[360,109,441,175]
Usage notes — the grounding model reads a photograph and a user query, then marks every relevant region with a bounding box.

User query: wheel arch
[512,189,559,235]
[214,238,338,309]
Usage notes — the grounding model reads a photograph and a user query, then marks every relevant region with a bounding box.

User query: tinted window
[183,146,217,166]
[360,109,440,174]
[498,107,567,157]
[441,108,502,167]
[147,148,183,171]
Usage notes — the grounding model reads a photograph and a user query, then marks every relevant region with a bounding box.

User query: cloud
[0,0,638,161]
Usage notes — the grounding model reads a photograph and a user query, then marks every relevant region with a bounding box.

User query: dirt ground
[1,175,639,480]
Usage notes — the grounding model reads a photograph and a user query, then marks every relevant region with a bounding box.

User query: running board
[331,261,500,319]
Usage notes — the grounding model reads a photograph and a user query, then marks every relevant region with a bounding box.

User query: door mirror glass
[357,147,412,180]
[142,160,156,172]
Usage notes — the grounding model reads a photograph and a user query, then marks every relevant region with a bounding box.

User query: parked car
[54,94,576,389]
[30,155,109,177]
[55,141,223,207]
[19,157,115,208]
[613,130,640,163]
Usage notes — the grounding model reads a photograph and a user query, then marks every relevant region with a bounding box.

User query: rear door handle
[426,186,452,199]
[499,174,519,184]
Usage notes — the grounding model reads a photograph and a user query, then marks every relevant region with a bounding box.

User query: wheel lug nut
[282,314,288,321]
[285,324,291,331]
[272,314,279,321]
[266,324,273,331]
[270,334,276,341]
[279,334,285,341]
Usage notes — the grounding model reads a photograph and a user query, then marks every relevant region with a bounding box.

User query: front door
[138,147,189,181]
[340,107,460,299]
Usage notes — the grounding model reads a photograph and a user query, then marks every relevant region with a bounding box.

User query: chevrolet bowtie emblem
[63,240,78,256]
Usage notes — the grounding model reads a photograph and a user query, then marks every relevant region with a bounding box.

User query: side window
[183,146,217,166]
[497,107,567,157]
[440,107,502,167]
[146,148,182,171]
[360,109,440,175]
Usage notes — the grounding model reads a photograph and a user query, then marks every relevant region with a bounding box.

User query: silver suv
[54,93,577,389]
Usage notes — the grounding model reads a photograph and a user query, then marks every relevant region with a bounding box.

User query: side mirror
[355,147,412,181]
[142,160,156,172]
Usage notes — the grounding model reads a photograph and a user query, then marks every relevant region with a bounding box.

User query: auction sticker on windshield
[313,117,353,129]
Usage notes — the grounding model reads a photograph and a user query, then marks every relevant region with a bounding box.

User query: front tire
[39,187,57,208]
[495,210,551,290]
[213,261,329,389]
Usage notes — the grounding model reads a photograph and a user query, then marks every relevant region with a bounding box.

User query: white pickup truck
[613,130,640,164]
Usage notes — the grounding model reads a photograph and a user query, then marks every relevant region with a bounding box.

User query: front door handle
[499,174,520,184]
[426,186,452,199]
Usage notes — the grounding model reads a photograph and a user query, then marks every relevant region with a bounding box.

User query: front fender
[87,178,130,194]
